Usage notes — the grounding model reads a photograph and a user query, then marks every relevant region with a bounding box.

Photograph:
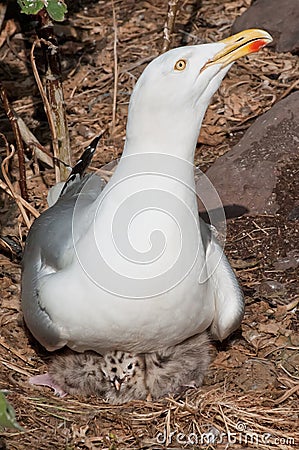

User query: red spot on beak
[248,39,268,53]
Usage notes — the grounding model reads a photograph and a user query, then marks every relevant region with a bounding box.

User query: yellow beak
[203,29,273,70]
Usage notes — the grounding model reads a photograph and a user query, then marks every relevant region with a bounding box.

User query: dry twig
[0,2,7,31]
[111,0,119,135]
[0,82,28,200]
[0,134,39,227]
[36,9,71,181]
[162,0,181,53]
[16,115,53,168]
[30,39,61,182]
[28,9,71,182]
[0,144,33,229]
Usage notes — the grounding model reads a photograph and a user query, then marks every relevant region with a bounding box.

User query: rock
[232,0,299,54]
[205,91,299,216]
[273,250,299,271]
[288,205,299,220]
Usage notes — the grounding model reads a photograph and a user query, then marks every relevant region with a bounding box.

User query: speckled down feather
[35,332,211,404]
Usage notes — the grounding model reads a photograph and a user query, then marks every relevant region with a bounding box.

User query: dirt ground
[0,0,298,449]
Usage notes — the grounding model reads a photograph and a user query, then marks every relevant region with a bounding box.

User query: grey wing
[24,134,104,270]
[25,174,105,270]
[197,217,244,341]
[21,173,106,350]
[204,221,244,341]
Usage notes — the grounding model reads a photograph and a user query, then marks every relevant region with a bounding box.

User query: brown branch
[268,384,299,405]
[30,39,61,181]
[161,0,181,53]
[0,178,39,220]
[35,8,71,182]
[0,2,7,31]
[0,89,54,168]
[0,82,28,200]
[16,115,53,168]
[111,0,118,135]
[0,138,39,229]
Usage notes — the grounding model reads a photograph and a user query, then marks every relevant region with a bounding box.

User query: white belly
[40,256,214,352]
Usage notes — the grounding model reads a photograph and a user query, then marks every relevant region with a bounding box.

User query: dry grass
[0,0,298,448]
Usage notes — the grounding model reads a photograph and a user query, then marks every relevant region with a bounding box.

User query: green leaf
[17,0,67,21]
[46,0,67,22]
[0,392,23,431]
[17,0,44,15]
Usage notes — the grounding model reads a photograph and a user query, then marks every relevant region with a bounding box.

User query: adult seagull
[22,29,272,353]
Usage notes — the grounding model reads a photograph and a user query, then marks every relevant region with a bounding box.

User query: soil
[0,0,298,449]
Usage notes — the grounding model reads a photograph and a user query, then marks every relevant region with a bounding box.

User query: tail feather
[60,135,102,198]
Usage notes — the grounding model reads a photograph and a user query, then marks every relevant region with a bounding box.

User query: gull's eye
[174,59,187,71]
[127,363,133,370]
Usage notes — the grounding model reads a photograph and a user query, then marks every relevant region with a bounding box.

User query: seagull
[21,29,272,354]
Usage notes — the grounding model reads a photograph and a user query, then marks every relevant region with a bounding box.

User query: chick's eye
[127,363,133,370]
[174,59,187,71]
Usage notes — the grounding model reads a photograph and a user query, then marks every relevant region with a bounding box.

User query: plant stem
[0,82,28,201]
[36,8,71,181]
[162,0,180,53]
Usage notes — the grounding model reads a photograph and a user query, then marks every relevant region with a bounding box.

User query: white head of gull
[21,29,272,353]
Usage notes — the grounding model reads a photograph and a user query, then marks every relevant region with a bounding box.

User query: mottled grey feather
[44,332,211,403]
[48,350,147,403]
[144,331,211,399]
[48,351,109,397]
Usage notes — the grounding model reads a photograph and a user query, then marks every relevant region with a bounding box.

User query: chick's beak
[203,29,273,70]
[113,377,122,391]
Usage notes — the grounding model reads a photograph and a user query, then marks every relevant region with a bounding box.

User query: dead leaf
[0,19,17,49]
[198,125,225,145]
[259,322,280,335]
